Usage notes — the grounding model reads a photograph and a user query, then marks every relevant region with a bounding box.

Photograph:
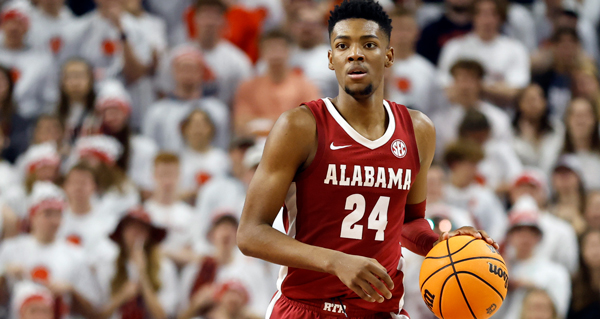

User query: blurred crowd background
[0,0,597,319]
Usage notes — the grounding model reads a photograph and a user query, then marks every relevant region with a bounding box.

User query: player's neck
[331,89,387,140]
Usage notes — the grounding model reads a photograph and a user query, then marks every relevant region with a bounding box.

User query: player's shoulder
[274,103,318,135]
[407,108,435,138]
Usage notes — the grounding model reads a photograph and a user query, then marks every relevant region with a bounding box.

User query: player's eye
[365,42,377,49]
[336,43,347,50]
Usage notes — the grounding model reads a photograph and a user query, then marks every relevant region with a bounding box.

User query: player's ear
[385,46,394,68]
[328,50,334,70]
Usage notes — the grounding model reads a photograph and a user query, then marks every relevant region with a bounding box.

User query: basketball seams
[419,256,506,291]
[454,271,505,301]
[424,238,479,259]
[446,239,478,319]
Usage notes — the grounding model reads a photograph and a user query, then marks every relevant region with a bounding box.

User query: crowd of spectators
[0,0,597,319]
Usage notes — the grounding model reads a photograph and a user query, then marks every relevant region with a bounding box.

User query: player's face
[328,19,393,99]
[64,169,96,202]
[153,163,180,192]
[582,231,600,269]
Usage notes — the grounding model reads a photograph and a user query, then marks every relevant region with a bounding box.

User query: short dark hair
[450,59,486,80]
[261,29,293,45]
[551,27,580,44]
[194,0,227,12]
[328,0,392,41]
[473,0,508,23]
[443,139,485,167]
[459,109,491,137]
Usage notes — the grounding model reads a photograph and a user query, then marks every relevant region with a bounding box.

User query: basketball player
[237,0,499,318]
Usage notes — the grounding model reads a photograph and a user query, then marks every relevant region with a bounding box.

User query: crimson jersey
[278,98,421,313]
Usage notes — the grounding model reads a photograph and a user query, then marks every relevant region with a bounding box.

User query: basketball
[419,236,508,319]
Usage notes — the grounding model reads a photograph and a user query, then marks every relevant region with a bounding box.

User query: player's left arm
[401,110,499,257]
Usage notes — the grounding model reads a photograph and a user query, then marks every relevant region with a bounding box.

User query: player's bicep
[240,107,316,227]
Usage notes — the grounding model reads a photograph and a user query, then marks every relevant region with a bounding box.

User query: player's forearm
[401,218,438,256]
[238,223,343,275]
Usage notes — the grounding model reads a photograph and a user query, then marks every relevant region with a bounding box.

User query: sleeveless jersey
[279,98,421,313]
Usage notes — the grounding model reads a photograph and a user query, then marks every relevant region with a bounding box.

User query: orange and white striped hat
[27,181,65,218]
[74,135,123,165]
[95,80,131,116]
[20,143,60,176]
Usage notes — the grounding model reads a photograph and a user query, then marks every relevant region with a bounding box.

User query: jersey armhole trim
[294,104,325,182]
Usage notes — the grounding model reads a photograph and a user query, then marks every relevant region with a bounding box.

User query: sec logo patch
[391,139,407,158]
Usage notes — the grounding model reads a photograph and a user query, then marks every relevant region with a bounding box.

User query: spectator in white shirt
[81,80,158,194]
[442,139,508,241]
[438,0,530,105]
[508,168,580,276]
[179,109,230,202]
[96,206,178,319]
[458,108,523,194]
[387,8,443,116]
[144,45,230,151]
[0,182,99,319]
[69,135,140,218]
[144,152,196,267]
[433,59,513,158]
[546,98,600,190]
[548,155,587,235]
[58,162,119,262]
[5,143,60,219]
[156,0,252,106]
[287,5,338,98]
[512,83,565,170]
[121,0,167,129]
[57,58,97,144]
[498,195,571,319]
[0,1,58,120]
[519,287,560,319]
[28,0,87,66]
[11,281,55,319]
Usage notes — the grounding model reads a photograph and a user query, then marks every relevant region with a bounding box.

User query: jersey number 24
[341,194,389,241]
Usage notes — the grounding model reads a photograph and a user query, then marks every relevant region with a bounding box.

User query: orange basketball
[419,236,508,319]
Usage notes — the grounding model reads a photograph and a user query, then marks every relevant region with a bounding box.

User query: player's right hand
[330,253,394,303]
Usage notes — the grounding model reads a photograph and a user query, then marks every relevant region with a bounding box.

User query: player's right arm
[237,106,393,303]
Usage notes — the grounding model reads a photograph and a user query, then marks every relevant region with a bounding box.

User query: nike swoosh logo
[330,142,352,150]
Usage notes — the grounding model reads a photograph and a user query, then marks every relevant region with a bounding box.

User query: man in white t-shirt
[387,9,444,117]
[58,162,119,265]
[433,59,513,158]
[287,5,338,99]
[0,182,100,319]
[144,152,196,267]
[144,45,230,151]
[438,0,530,104]
[0,2,58,120]
[507,168,579,275]
[28,0,88,66]
[442,140,508,242]
[156,0,252,106]
[496,195,571,319]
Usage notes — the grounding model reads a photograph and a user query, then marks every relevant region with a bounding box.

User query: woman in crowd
[568,229,600,319]
[0,65,29,163]
[520,288,560,319]
[548,98,600,190]
[71,135,140,218]
[96,206,178,319]
[549,156,588,235]
[179,109,230,203]
[57,59,97,144]
[571,63,600,118]
[83,80,158,194]
[512,83,564,169]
